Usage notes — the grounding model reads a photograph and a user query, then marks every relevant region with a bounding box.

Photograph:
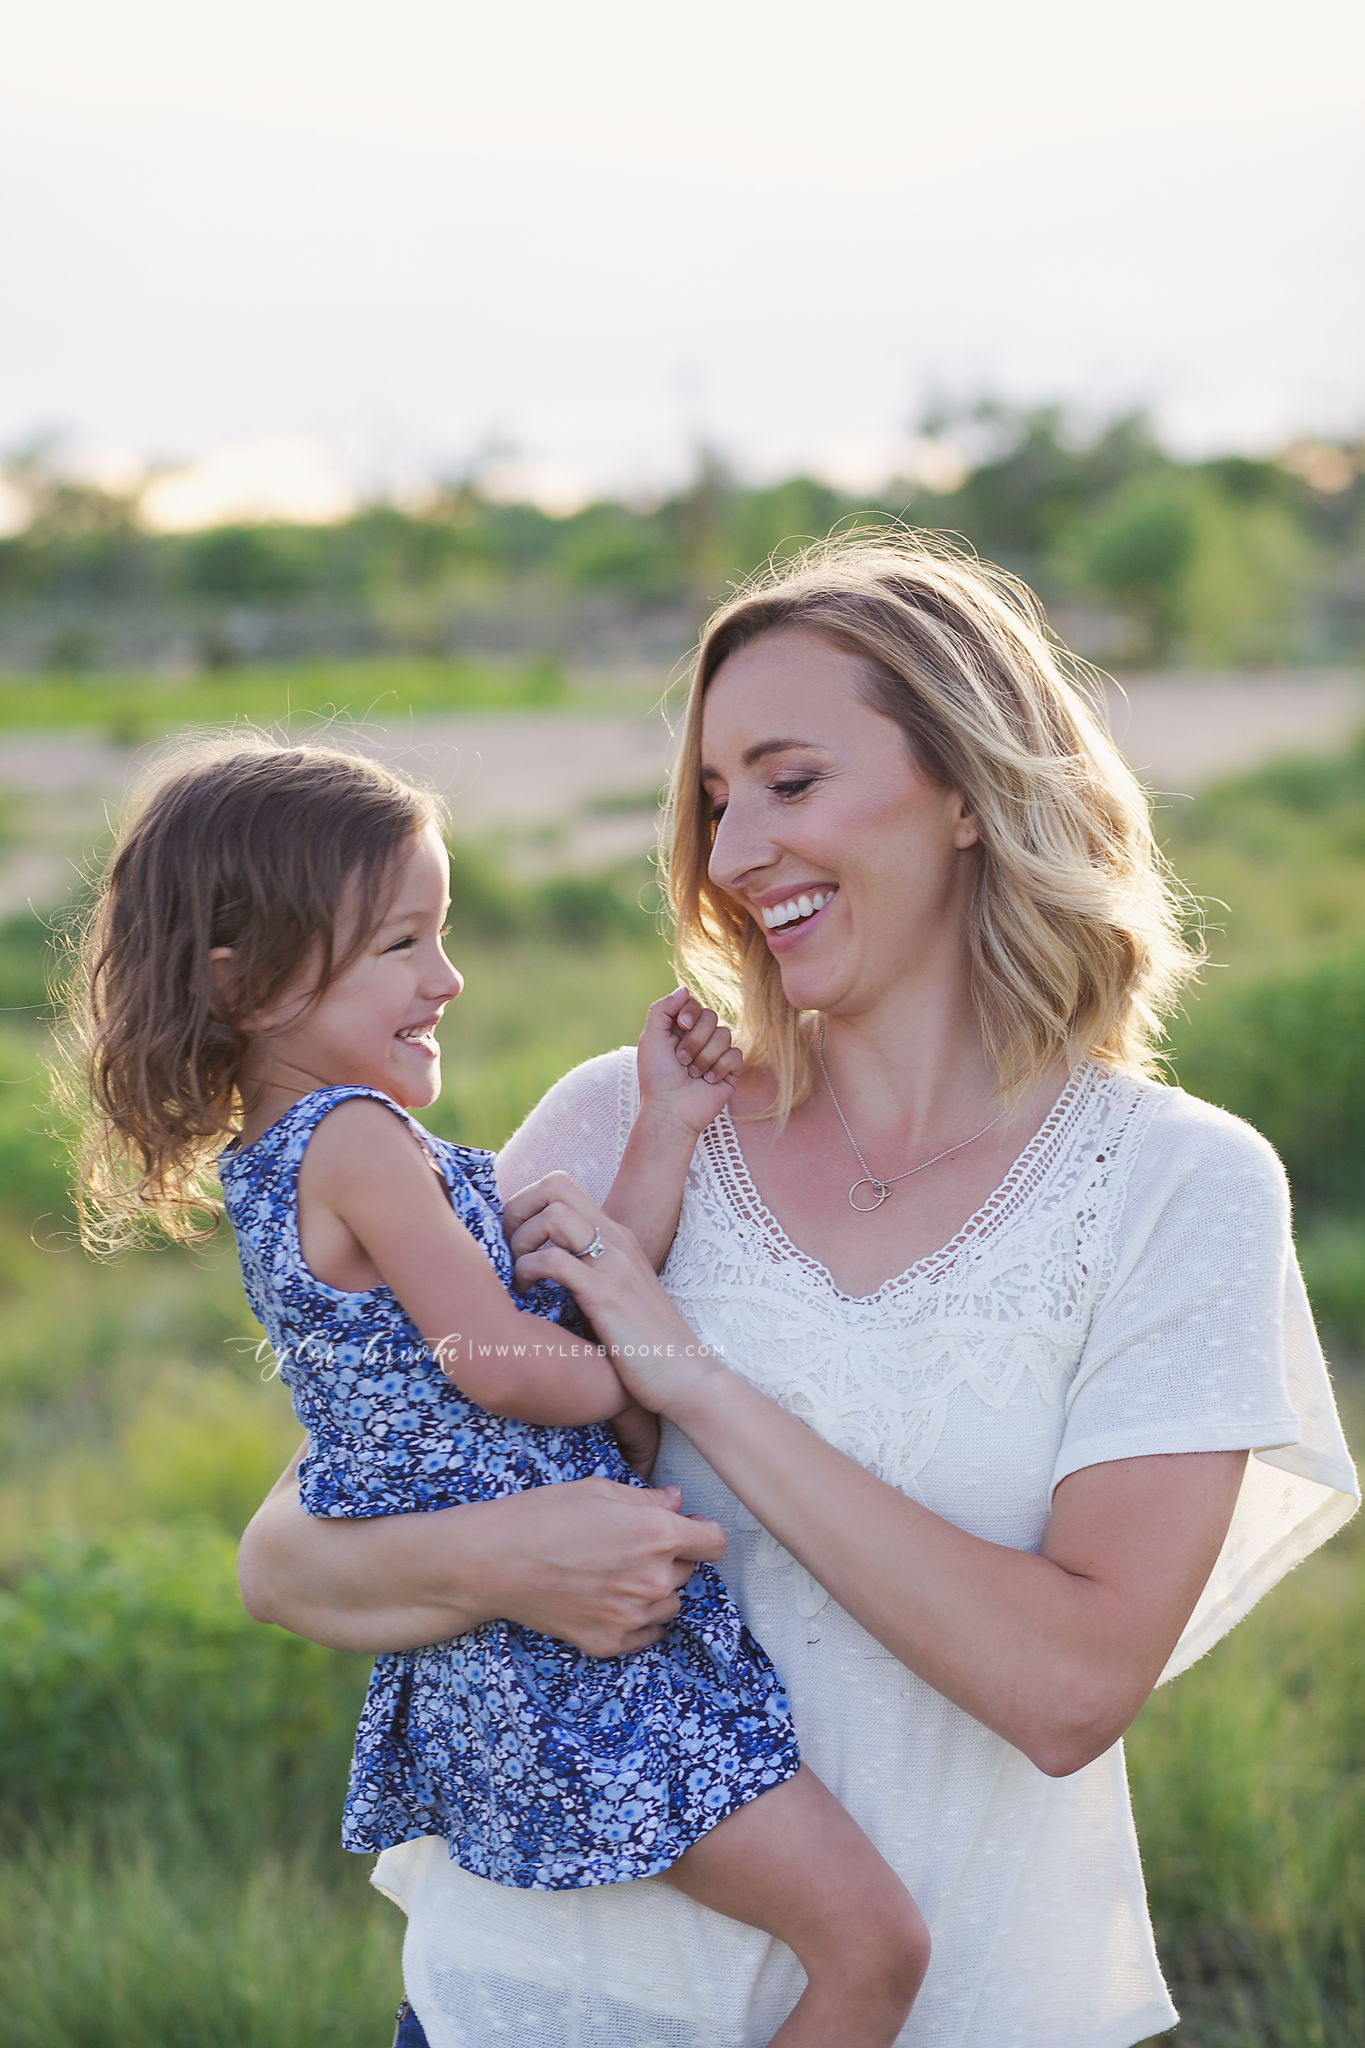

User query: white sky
[2,0,1363,508]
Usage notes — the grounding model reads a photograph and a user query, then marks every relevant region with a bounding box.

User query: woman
[239,535,1358,2048]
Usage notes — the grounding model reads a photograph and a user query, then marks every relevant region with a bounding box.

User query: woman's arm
[236,1443,729,1658]
[661,1366,1244,1777]
[512,1202,1248,1778]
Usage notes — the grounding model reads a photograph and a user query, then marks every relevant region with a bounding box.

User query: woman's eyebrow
[701,738,825,779]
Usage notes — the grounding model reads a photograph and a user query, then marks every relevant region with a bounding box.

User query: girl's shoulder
[219,1086,499,1206]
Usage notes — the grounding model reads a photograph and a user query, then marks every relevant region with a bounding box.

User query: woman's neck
[814,984,1001,1160]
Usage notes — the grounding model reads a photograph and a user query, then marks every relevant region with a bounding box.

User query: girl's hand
[637,987,742,1139]
[505,1175,720,1415]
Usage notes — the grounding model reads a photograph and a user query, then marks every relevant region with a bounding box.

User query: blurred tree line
[2,404,1363,673]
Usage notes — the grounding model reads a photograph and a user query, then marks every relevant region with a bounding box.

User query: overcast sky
[3,0,1363,510]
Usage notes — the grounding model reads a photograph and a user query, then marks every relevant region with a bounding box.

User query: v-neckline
[702,1062,1095,1304]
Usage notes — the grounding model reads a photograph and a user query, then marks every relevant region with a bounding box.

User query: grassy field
[0,654,569,742]
[0,717,1361,2044]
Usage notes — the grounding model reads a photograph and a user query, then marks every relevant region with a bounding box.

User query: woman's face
[700,628,980,1021]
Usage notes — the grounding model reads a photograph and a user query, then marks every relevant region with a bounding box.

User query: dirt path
[2,671,1362,919]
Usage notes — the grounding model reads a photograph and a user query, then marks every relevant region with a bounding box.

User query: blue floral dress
[218,1085,800,1890]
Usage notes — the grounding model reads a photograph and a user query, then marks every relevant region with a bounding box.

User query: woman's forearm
[665,1364,1245,1775]
[237,1448,502,1651]
[236,1446,729,1659]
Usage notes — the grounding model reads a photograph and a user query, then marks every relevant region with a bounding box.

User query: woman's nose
[708,797,775,894]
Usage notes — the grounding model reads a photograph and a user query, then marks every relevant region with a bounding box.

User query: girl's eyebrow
[377,898,448,927]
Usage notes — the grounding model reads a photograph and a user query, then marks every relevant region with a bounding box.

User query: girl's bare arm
[512,1197,1248,1779]
[299,1098,629,1425]
[596,988,742,1271]
[237,1444,728,1657]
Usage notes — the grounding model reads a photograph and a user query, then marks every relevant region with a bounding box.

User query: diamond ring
[575,1228,606,1260]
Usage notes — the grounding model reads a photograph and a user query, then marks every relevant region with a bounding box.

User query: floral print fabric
[218,1086,800,1889]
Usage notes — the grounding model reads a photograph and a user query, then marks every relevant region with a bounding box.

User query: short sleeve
[495,1047,638,1206]
[1053,1090,1359,1681]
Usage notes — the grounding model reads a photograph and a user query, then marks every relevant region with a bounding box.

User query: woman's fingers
[501,1171,589,1238]
[507,1198,621,1262]
[474,1477,726,1659]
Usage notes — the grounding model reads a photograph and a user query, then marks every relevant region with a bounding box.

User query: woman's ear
[950,795,980,851]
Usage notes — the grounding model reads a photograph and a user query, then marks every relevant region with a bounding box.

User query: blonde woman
[239,536,1358,2048]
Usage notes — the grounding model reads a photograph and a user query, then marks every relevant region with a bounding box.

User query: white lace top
[372,1052,1358,2048]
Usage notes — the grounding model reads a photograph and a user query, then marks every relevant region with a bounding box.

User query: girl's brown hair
[666,530,1200,1120]
[71,734,443,1247]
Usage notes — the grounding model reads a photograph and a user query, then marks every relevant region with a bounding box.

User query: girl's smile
[231,823,463,1136]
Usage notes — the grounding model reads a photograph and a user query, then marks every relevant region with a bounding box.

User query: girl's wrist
[629,1102,707,1152]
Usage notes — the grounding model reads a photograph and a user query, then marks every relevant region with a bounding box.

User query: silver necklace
[818,1042,1010,1212]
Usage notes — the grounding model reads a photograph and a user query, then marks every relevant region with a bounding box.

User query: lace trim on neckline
[702,1060,1119,1304]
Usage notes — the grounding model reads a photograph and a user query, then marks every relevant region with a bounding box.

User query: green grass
[0,909,677,2045]
[0,653,567,740]
[0,1828,402,2048]
[0,726,1362,2045]
[1129,1381,1365,2045]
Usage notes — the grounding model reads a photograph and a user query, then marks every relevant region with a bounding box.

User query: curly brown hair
[70,734,444,1247]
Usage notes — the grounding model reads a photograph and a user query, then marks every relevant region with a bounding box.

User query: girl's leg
[661,1764,929,2048]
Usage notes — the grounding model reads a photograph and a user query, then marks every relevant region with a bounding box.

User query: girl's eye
[386,934,415,952]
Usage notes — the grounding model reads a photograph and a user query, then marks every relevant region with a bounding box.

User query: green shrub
[0,1026,72,1226]
[1170,948,1365,1209]
[1296,1216,1365,1358]
[0,1521,368,1845]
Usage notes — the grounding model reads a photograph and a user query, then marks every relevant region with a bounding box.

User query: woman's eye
[772,777,817,800]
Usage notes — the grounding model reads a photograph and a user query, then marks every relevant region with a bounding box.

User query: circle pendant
[849,1177,892,1212]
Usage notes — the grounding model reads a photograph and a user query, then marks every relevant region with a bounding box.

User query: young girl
[78,737,929,2046]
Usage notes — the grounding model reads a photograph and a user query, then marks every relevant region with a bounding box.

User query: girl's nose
[432,949,463,1000]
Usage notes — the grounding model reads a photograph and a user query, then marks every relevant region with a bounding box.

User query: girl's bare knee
[842,1884,930,2006]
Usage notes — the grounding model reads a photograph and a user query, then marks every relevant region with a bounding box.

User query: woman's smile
[758,884,840,942]
[701,628,979,1012]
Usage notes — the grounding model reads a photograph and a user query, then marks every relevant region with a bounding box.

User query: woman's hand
[237,1447,726,1660]
[503,1177,721,1413]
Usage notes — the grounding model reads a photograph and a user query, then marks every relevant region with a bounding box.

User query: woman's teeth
[397,1027,435,1048]
[763,891,833,930]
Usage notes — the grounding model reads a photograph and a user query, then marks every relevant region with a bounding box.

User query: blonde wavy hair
[665,531,1200,1121]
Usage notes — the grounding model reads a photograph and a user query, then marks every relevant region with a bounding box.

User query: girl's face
[243,823,463,1111]
[700,628,980,1023]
